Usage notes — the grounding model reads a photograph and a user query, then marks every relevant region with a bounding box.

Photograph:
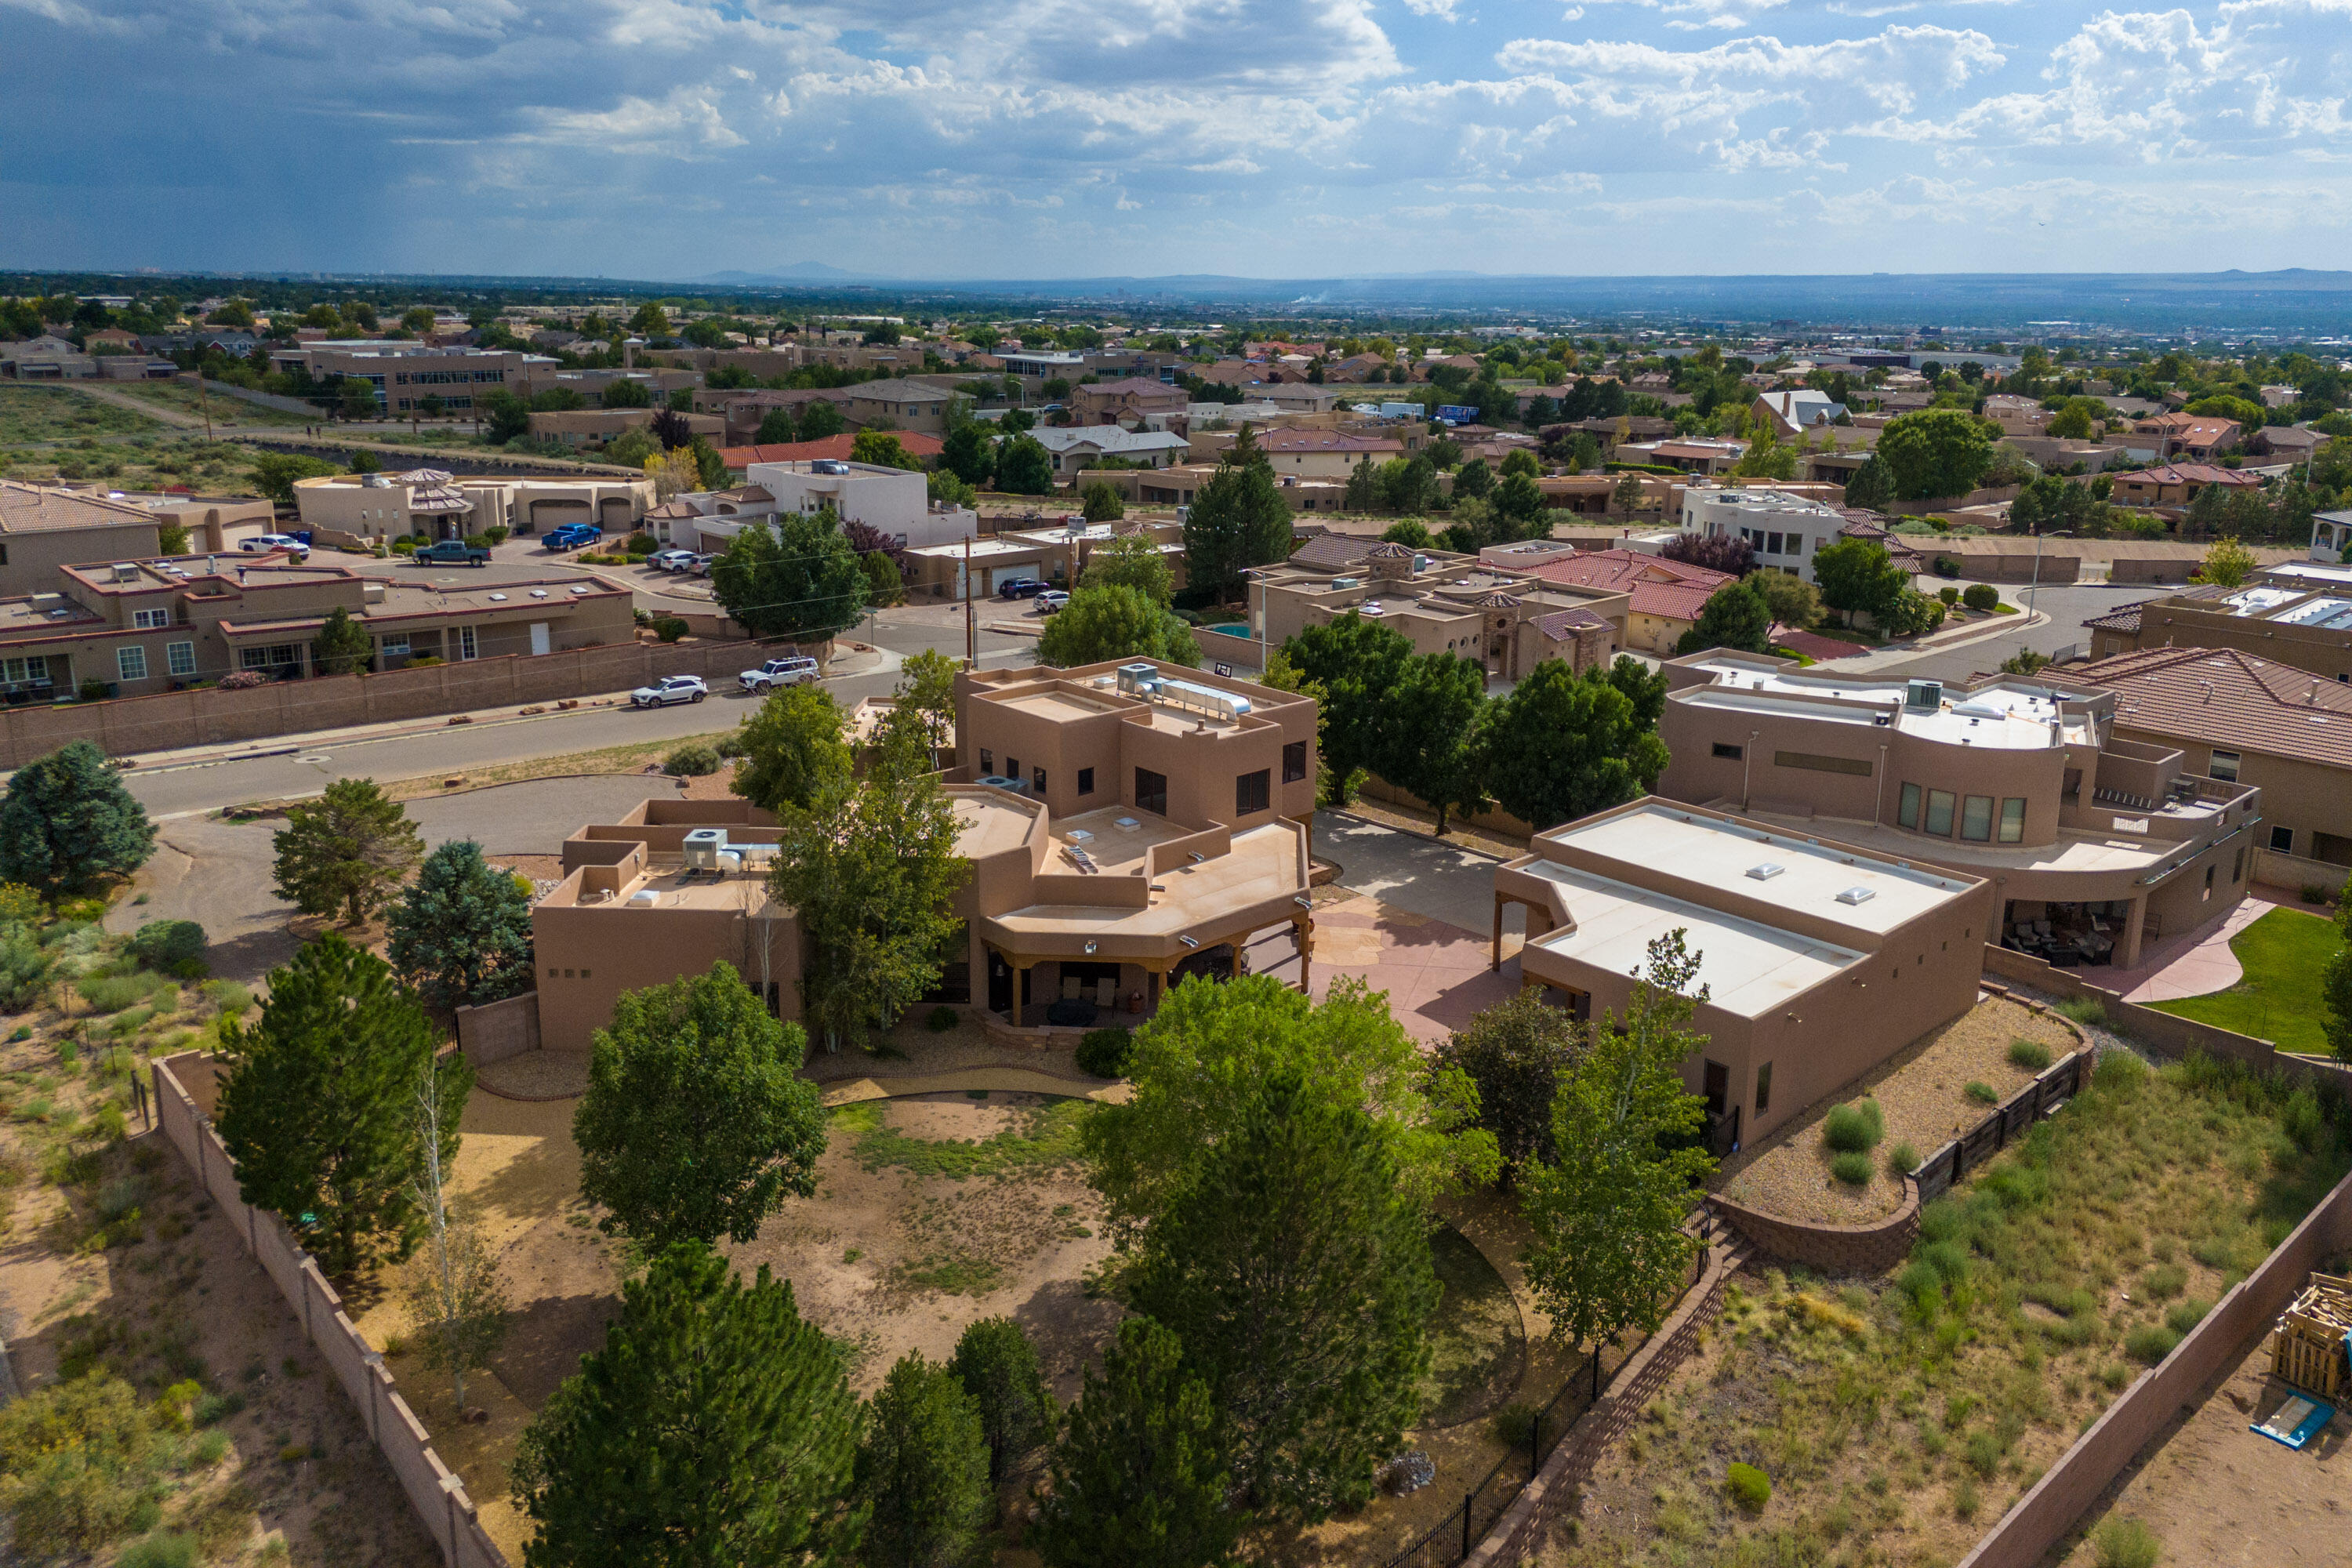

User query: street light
[2024,530,2072,663]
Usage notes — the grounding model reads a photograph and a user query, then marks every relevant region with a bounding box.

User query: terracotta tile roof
[717,432,942,468]
[1527,547,1729,625]
[1256,430,1404,455]
[2110,463,2259,488]
[1287,534,1379,570]
[2077,645,2352,768]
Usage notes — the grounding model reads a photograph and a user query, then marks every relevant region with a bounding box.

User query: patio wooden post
[1491,891,1504,971]
[1292,915,1312,995]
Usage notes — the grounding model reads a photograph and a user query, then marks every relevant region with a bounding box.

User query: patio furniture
[1094,978,1116,1007]
[1045,997,1098,1028]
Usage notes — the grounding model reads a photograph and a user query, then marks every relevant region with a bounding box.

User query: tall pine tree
[853,1352,994,1568]
[1181,426,1294,602]
[510,1241,861,1568]
[386,839,534,1009]
[949,1316,1054,1484]
[0,741,154,892]
[215,933,467,1279]
[270,777,422,927]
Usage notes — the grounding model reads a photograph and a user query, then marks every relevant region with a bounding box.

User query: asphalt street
[1853,578,2151,684]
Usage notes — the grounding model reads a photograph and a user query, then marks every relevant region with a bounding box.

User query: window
[165,641,195,677]
[456,626,477,660]
[1755,1061,1773,1115]
[1033,765,1047,793]
[1960,795,1994,841]
[1135,768,1167,816]
[376,636,409,659]
[132,608,170,630]
[2270,825,2295,853]
[1077,766,1094,796]
[1005,757,1020,784]
[1766,532,1784,555]
[1897,782,1922,829]
[116,645,147,681]
[1712,742,1744,760]
[1236,769,1271,815]
[1774,750,1872,777]
[1,655,48,684]
[1926,789,1956,836]
[1283,739,1308,783]
[2208,750,2240,782]
[1998,797,2027,844]
[979,749,993,774]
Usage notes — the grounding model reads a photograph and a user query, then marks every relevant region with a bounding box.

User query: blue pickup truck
[543,522,601,550]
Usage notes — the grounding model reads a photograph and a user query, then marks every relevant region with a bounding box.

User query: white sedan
[630,674,708,708]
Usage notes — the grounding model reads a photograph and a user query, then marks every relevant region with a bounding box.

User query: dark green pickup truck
[412,540,490,566]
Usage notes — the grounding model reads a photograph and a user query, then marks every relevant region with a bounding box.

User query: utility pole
[963,533,976,668]
[195,376,212,441]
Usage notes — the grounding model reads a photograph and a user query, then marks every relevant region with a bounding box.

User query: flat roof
[1546,802,1976,938]
[1683,659,2093,749]
[993,820,1305,938]
[949,789,1039,859]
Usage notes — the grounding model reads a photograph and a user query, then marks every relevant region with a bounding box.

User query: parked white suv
[648,548,699,572]
[630,674,708,708]
[239,534,310,560]
[739,656,820,694]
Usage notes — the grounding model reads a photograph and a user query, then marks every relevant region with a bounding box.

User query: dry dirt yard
[1716,996,2081,1225]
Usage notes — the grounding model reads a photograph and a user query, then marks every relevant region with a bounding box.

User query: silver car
[630,674,708,708]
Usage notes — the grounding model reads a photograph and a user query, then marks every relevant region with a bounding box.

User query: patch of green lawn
[2149,906,2341,1054]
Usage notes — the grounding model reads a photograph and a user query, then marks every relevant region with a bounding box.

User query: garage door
[987,566,1031,594]
[530,499,590,533]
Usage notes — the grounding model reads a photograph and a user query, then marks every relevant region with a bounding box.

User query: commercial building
[1651,651,2263,970]
[530,659,1319,1048]
[0,556,633,700]
[265,341,542,415]
[1494,798,1992,1149]
[291,470,654,543]
[2078,644,2352,878]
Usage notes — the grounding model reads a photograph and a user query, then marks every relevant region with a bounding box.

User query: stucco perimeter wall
[454,992,540,1065]
[1956,1159,2352,1568]
[151,1053,509,1568]
[1709,1178,1922,1276]
[0,639,787,769]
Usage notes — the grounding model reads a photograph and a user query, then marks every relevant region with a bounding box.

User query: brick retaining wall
[1708,1179,1922,1276]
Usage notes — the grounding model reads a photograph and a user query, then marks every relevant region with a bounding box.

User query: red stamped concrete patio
[1254,891,1525,1042]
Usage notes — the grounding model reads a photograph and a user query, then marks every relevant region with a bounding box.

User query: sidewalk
[2108,885,2291,1004]
[1813,607,2049,670]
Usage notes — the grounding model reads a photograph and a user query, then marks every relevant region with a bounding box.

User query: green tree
[1606,653,1668,727]
[710,510,869,641]
[1380,519,1432,550]
[942,422,993,485]
[1029,1317,1235,1568]
[1675,575,1774,655]
[2201,535,2258,588]
[0,741,155,893]
[891,647,962,762]
[600,378,653,410]
[1476,660,1670,832]
[1128,1069,1437,1521]
[1730,423,1797,480]
[1752,568,1820,632]
[1344,454,1381,511]
[949,1317,1054,1484]
[1435,990,1583,1187]
[627,301,672,338]
[2009,473,2100,536]
[1876,408,1998,500]
[1521,931,1715,1359]
[753,405,797,445]
[1842,454,1895,510]
[2323,895,2352,1066]
[854,1353,993,1568]
[1378,454,1440,514]
[332,376,377,420]
[771,728,971,1051]
[386,838,535,1009]
[1610,471,1647,516]
[1491,470,1546,536]
[1083,974,1493,1243]
[1183,427,1294,601]
[732,683,852,813]
[1080,530,1172,604]
[1453,458,1494,502]
[1080,480,1126,522]
[401,1060,509,1417]
[311,606,372,674]
[995,433,1055,495]
[851,429,919,470]
[798,399,847,440]
[510,1241,860,1568]
[1386,652,1486,835]
[216,933,467,1279]
[1811,536,1911,626]
[270,776,422,927]
[249,450,342,505]
[481,389,532,444]
[1283,612,1415,790]
[573,962,829,1249]
[1036,584,1201,668]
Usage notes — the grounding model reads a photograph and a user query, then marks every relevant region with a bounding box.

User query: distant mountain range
[695,262,889,284]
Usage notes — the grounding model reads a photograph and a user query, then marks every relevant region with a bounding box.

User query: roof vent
[531,589,550,598]
[1835,886,1876,906]
[1746,862,1785,880]
[487,593,507,602]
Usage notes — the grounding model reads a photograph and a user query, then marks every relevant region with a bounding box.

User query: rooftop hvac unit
[1330,576,1360,589]
[734,841,778,869]
[682,827,730,869]
[1904,679,1943,710]
[1152,676,1253,722]
[1115,662,1163,699]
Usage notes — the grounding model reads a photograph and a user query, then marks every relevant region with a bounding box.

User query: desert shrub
[1962,1428,2002,1478]
[1824,1099,1884,1152]
[1726,1462,1770,1513]
[1076,1027,1133,1079]
[1962,583,1999,612]
[653,617,688,644]
[926,1005,958,1033]
[76,973,165,1014]
[0,927,49,1011]
[0,1375,168,1555]
[2056,996,2109,1029]
[2124,1323,2181,1365]
[713,730,746,760]
[2092,1517,2161,1568]
[125,921,205,974]
[1937,585,1961,605]
[2008,1038,2054,1072]
[1490,1402,1537,1450]
[1830,1150,1874,1185]
[483,526,510,546]
[1952,1475,1980,1519]
[1965,1081,1999,1105]
[2093,1050,2147,1094]
[2301,883,2334,905]
[2140,1263,2186,1299]
[198,980,251,1018]
[2165,1298,2210,1335]
[115,1530,200,1568]
[662,743,719,778]
[1886,1141,1920,1178]
[624,532,658,556]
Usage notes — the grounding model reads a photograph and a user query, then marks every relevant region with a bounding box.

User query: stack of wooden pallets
[2270,1272,2352,1399]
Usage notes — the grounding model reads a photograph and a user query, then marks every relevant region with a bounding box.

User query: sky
[2,0,2349,282]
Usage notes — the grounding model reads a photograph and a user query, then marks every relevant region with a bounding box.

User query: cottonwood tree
[1282,612,1414,793]
[1080,530,1172,604]
[949,1317,1054,1485]
[770,728,970,1051]
[270,777,423,927]
[1436,990,1584,1188]
[891,647,961,765]
[1520,931,1715,1367]
[1875,408,1997,500]
[0,741,155,893]
[1029,1316,1234,1568]
[510,1242,860,1568]
[1083,974,1494,1245]
[1127,1070,1437,1522]
[216,933,468,1280]
[402,1063,507,1416]
[853,1352,994,1568]
[1476,659,1669,832]
[710,510,868,641]
[732,683,852,814]
[1811,537,1911,627]
[572,961,829,1250]
[387,839,534,1009]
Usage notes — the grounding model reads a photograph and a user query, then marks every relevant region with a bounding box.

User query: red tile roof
[2109,463,2259,488]
[717,432,943,469]
[1255,430,1404,454]
[1527,547,1729,624]
[2077,645,2352,768]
